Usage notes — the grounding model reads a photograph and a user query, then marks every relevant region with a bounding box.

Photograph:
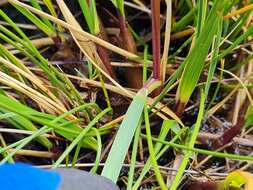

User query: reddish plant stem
[185,181,218,190]
[175,101,186,118]
[96,21,116,79]
[96,43,116,79]
[151,0,161,81]
[117,12,143,89]
[212,99,249,150]
[118,14,137,53]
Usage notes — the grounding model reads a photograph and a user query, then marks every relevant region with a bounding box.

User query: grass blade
[101,88,148,182]
[176,0,233,115]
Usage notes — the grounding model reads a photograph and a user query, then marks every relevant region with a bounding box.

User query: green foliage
[176,0,233,104]
[110,0,125,17]
[0,94,98,152]
[78,0,100,35]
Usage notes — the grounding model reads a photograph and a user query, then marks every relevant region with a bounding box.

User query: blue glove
[0,163,119,190]
[0,163,60,190]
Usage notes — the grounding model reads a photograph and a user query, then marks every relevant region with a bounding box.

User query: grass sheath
[118,13,143,89]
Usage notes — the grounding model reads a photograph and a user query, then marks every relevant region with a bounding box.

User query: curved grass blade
[53,107,111,168]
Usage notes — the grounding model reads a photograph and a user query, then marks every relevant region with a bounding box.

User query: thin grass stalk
[52,107,111,168]
[132,127,185,190]
[113,0,143,88]
[151,0,161,81]
[143,45,148,84]
[161,0,171,83]
[78,0,116,78]
[0,53,66,110]
[0,109,52,148]
[11,4,56,37]
[0,97,98,153]
[98,71,111,109]
[0,9,85,106]
[29,0,54,30]
[90,128,102,173]
[0,133,14,163]
[142,134,253,162]
[144,105,167,190]
[169,89,205,190]
[204,20,222,97]
[126,122,141,190]
[196,0,207,36]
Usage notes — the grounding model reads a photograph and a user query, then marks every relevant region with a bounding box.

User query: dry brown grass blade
[161,0,172,83]
[4,37,54,50]
[207,86,239,116]
[224,3,253,20]
[55,0,111,76]
[0,70,75,119]
[70,74,183,125]
[10,148,57,158]
[0,56,67,110]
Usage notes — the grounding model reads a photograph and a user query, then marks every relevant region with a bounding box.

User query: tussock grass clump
[1,0,253,190]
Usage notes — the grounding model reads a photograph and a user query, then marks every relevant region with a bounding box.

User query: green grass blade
[143,134,253,162]
[0,109,52,148]
[111,0,125,16]
[196,0,207,36]
[132,121,183,190]
[127,121,141,190]
[204,20,222,96]
[12,4,55,37]
[176,0,232,105]
[101,88,148,183]
[0,94,97,150]
[169,89,205,190]
[29,0,54,30]
[90,128,102,173]
[53,107,111,168]
[144,106,167,190]
[78,0,94,33]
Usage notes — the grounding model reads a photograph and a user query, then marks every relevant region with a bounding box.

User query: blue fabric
[0,163,61,190]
